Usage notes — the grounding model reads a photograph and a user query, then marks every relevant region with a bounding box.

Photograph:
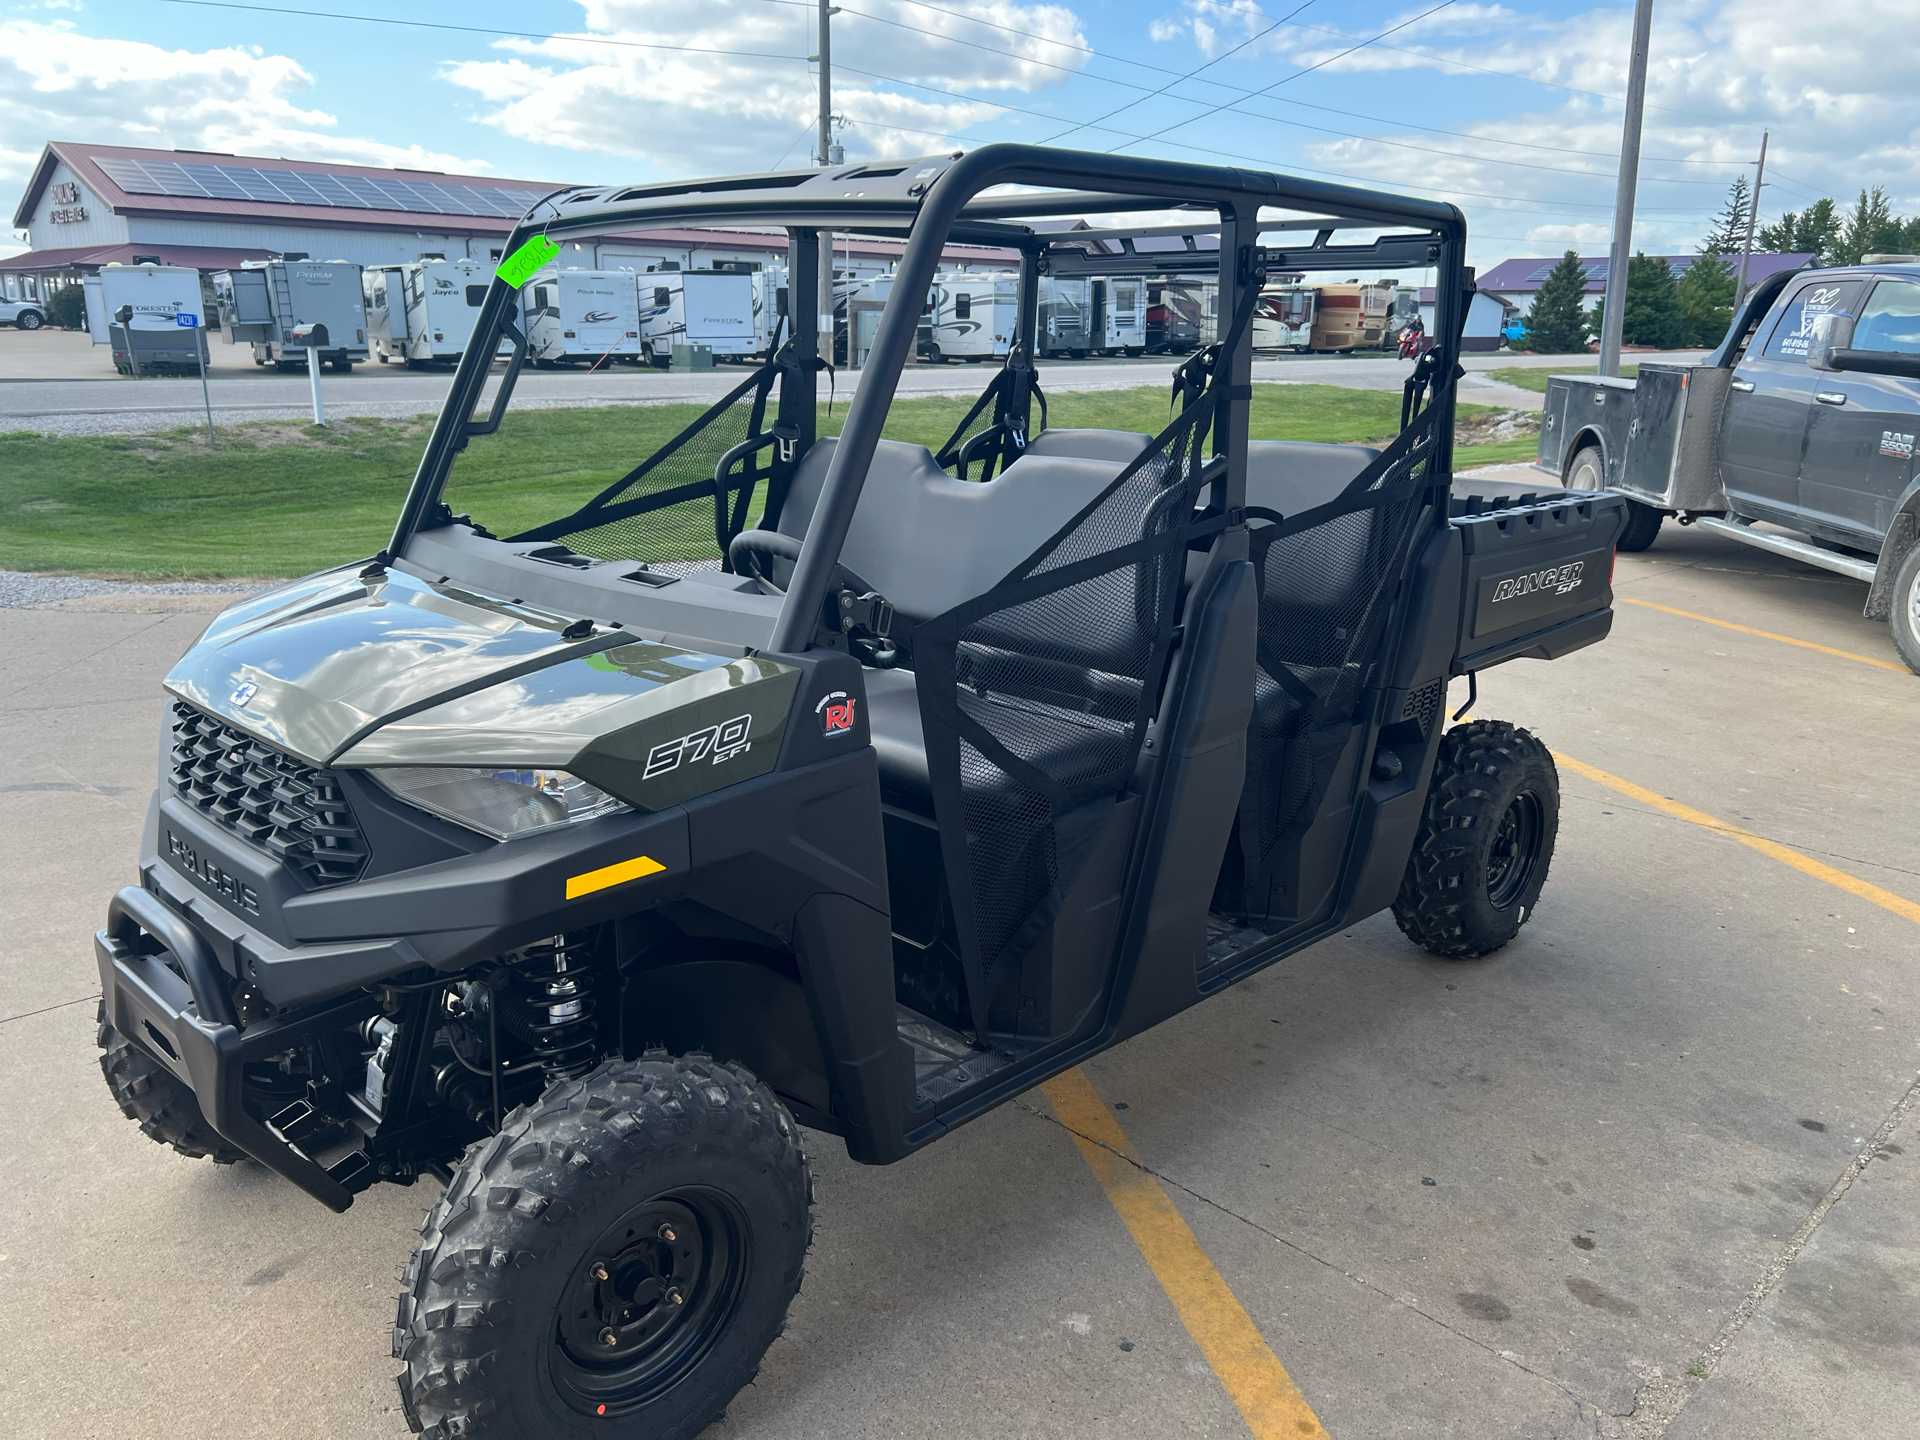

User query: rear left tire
[1889,539,1920,676]
[17,309,44,330]
[396,1052,811,1440]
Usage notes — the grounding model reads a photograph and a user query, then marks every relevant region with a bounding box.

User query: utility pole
[1735,130,1768,305]
[815,0,838,368]
[1597,0,1654,378]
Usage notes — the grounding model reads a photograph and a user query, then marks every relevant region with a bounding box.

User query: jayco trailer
[924,272,1019,362]
[366,259,496,367]
[214,260,368,371]
[88,263,210,374]
[639,271,757,366]
[1254,284,1316,352]
[523,270,643,365]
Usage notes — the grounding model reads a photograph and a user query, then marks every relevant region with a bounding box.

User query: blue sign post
[177,311,214,443]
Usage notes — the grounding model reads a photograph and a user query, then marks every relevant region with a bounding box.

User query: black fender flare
[1865,503,1920,621]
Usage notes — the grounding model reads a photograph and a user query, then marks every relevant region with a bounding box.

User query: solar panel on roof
[93,155,540,221]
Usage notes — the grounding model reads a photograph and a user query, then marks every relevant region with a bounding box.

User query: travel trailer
[522,269,643,365]
[1037,275,1148,356]
[924,272,1019,362]
[639,270,757,366]
[365,258,497,367]
[752,266,790,356]
[88,262,210,374]
[214,259,369,370]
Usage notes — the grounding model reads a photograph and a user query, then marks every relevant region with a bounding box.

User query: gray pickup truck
[1538,259,1920,672]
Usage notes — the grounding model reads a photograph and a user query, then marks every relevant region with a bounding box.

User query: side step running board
[1689,517,1878,582]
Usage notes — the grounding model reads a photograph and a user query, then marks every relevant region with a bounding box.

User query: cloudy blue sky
[3,0,1913,265]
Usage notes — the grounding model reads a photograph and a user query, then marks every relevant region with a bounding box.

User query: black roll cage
[387,144,1469,653]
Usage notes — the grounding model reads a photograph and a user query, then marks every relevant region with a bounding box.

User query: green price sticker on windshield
[498,235,560,290]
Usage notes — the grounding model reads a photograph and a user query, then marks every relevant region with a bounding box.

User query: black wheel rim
[550,1187,749,1418]
[1486,790,1544,910]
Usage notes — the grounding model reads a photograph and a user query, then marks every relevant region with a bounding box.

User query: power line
[772,0,1737,186]
[1042,1,1320,145]
[1120,1,1458,147]
[146,0,1720,215]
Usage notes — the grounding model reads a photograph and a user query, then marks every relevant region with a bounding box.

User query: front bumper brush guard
[95,886,379,1211]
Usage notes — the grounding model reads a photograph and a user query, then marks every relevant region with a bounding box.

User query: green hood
[166,567,798,809]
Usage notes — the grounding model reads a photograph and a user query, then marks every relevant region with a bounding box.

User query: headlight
[370,767,629,841]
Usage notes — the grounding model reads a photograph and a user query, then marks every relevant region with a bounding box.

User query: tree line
[1514,180,1917,354]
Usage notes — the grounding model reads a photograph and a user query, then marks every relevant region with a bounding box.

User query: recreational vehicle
[752,266,790,356]
[924,272,1019,362]
[639,270,757,366]
[1253,284,1316,352]
[214,259,368,371]
[366,258,496,367]
[89,262,210,374]
[1144,278,1213,353]
[522,270,643,366]
[1309,281,1394,351]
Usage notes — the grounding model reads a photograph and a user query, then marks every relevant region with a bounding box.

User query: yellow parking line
[1042,1066,1330,1440]
[1552,750,1920,926]
[1618,597,1907,673]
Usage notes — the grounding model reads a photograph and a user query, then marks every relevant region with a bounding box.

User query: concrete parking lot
[0,517,1912,1438]
[0,327,1689,434]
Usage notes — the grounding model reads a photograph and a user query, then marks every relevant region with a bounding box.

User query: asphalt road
[0,329,1701,433]
[0,517,1911,1438]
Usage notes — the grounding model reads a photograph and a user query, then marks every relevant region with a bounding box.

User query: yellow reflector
[565,853,666,900]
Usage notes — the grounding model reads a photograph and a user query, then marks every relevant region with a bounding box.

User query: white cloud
[1139,1,1920,263]
[441,0,1091,173]
[0,19,490,188]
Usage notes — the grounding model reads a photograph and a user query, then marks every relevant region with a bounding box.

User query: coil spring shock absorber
[505,933,599,1081]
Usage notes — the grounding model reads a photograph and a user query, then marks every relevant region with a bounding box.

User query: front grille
[169,701,369,887]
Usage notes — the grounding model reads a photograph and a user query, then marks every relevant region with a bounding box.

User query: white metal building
[4,141,1011,307]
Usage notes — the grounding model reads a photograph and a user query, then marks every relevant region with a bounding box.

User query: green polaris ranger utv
[92,147,1625,1438]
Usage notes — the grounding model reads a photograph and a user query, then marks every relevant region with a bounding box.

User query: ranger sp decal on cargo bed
[1491,561,1586,603]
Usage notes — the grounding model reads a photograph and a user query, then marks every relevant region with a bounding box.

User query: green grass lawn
[1489,363,1639,394]
[1,384,1518,578]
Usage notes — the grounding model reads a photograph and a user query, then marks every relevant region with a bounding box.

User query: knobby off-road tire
[96,1002,244,1163]
[1888,540,1920,677]
[395,1052,812,1440]
[1393,720,1560,958]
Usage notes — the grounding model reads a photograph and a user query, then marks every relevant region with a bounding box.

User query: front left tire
[396,1052,811,1440]
[17,309,45,330]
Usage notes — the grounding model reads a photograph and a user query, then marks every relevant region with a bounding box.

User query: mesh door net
[512,360,782,569]
[913,319,1247,1039]
[1229,397,1447,921]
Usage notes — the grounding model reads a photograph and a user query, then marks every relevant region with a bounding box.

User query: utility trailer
[88,147,1628,1440]
[522,269,644,366]
[1536,260,1920,670]
[639,270,757,367]
[365,258,497,367]
[89,262,210,375]
[214,259,368,371]
[923,271,1019,362]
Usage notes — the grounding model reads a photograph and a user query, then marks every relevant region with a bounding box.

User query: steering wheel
[729,529,875,597]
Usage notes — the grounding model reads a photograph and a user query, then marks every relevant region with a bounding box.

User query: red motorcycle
[1398,317,1426,358]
